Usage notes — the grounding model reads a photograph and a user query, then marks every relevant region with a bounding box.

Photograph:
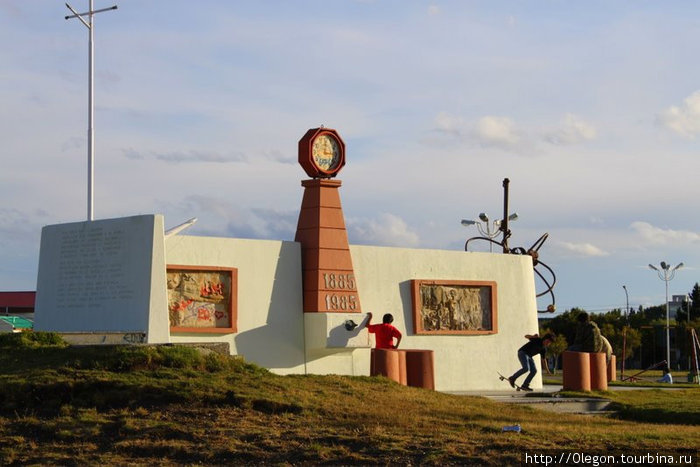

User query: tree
[689,283,700,320]
[544,333,568,374]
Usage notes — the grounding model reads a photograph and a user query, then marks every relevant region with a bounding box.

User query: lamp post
[648,261,684,369]
[461,212,518,252]
[622,285,630,378]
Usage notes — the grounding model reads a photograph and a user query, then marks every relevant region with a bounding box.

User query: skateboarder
[507,333,554,391]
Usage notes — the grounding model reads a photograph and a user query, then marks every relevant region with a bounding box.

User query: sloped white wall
[165,235,307,375]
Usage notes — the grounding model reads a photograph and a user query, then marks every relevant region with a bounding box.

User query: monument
[295,127,370,351]
[33,127,542,391]
[35,214,169,343]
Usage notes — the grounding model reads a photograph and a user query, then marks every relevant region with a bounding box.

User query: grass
[0,332,698,465]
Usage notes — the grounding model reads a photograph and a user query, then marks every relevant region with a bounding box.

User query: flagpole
[65,1,117,221]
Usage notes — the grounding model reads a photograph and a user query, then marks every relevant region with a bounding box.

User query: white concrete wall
[165,235,307,375]
[350,245,540,391]
[35,215,541,390]
[165,236,540,391]
[35,215,168,343]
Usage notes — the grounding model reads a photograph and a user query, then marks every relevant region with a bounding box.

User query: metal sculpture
[463,178,557,313]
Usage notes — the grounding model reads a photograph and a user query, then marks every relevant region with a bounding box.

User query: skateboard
[497,371,525,391]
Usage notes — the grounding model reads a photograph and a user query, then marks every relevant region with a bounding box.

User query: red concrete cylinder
[371,349,402,384]
[397,350,407,386]
[563,351,591,391]
[590,352,608,391]
[607,355,617,382]
[404,349,435,390]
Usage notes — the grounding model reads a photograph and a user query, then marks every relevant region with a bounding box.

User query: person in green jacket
[569,311,603,353]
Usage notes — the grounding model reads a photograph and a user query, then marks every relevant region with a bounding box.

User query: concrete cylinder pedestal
[404,349,435,390]
[607,355,616,382]
[590,352,608,391]
[563,351,591,391]
[371,349,434,389]
[397,350,407,385]
[371,349,403,384]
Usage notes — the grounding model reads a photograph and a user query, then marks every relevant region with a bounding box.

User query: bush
[0,331,67,348]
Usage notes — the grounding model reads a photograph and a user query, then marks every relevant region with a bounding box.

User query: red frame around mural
[167,265,238,334]
[410,279,498,335]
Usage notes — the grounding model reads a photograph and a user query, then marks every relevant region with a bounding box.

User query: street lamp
[622,285,630,378]
[648,261,684,368]
[461,212,518,252]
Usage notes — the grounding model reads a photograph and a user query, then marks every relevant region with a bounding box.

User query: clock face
[311,134,341,172]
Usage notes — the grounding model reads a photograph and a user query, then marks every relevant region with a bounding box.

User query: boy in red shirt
[366,312,402,349]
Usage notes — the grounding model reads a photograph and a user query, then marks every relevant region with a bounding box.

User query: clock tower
[295,127,361,313]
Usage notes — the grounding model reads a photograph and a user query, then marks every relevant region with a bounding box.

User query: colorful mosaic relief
[167,269,232,329]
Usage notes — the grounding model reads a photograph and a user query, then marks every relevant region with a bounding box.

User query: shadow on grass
[609,404,700,425]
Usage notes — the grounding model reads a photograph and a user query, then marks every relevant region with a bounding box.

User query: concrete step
[487,393,613,414]
[446,385,615,415]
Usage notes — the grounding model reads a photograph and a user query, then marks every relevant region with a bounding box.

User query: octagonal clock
[298,127,346,178]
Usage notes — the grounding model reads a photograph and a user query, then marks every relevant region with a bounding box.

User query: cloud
[348,213,420,248]
[434,112,597,150]
[543,113,597,145]
[155,150,248,164]
[225,208,298,240]
[427,5,441,16]
[657,90,700,138]
[557,242,609,257]
[630,221,700,245]
[121,148,293,164]
[122,148,145,160]
[0,208,46,245]
[473,116,520,148]
[61,137,84,153]
[434,111,467,137]
[433,112,521,148]
[263,149,295,164]
[170,195,298,240]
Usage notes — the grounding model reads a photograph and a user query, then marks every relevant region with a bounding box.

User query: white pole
[88,0,94,221]
[665,274,671,369]
[65,1,117,221]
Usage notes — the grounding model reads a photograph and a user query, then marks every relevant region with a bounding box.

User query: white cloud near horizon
[657,90,700,138]
[630,221,700,245]
[433,112,596,150]
[474,116,520,148]
[542,113,597,145]
[556,241,609,258]
[347,213,420,248]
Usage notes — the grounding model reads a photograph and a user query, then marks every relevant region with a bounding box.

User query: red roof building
[0,291,36,314]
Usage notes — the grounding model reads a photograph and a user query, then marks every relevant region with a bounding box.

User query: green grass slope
[0,332,698,465]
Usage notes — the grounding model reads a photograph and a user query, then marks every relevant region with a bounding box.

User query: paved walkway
[446,383,687,414]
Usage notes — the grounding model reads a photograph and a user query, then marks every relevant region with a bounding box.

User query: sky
[2,1,700,315]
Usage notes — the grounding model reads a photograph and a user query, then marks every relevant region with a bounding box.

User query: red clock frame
[298,127,346,178]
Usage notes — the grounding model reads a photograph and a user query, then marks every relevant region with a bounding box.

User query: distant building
[0,291,35,317]
[0,316,34,332]
[669,294,690,320]
[0,291,35,332]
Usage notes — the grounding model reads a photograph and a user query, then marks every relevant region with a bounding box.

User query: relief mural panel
[411,280,497,335]
[167,266,237,333]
